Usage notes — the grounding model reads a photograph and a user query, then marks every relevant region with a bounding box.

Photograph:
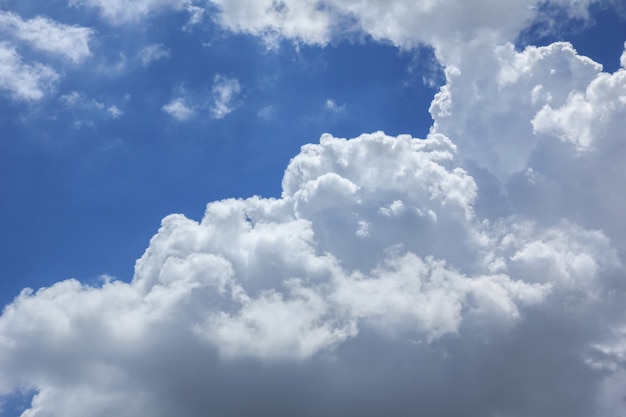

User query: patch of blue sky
[517,1,626,72]
[0,389,36,417]
[0,3,440,307]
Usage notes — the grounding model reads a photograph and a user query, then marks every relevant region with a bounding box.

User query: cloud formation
[1,1,626,417]
[0,11,93,64]
[206,0,597,53]
[0,42,58,101]
[138,43,171,67]
[210,75,241,119]
[0,11,93,101]
[1,127,624,416]
[58,91,126,125]
[162,97,196,121]
[68,0,189,24]
[325,98,344,112]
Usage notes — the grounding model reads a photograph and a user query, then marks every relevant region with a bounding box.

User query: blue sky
[0,7,439,308]
[1,1,626,416]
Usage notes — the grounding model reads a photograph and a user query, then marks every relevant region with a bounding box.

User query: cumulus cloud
[162,97,195,121]
[210,75,241,119]
[532,51,626,151]
[206,0,598,52]
[2,1,626,416]
[0,11,93,64]
[429,39,626,258]
[0,42,58,101]
[1,127,625,415]
[429,41,602,180]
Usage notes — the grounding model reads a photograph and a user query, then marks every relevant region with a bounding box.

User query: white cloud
[429,41,602,180]
[69,0,197,24]
[206,0,598,52]
[325,98,344,112]
[207,0,335,47]
[429,40,626,258]
[0,11,93,102]
[59,91,125,120]
[210,75,241,119]
[0,11,93,64]
[1,122,624,414]
[532,56,626,151]
[138,43,171,67]
[0,42,58,101]
[58,0,597,56]
[59,91,104,109]
[162,97,195,121]
[183,3,205,29]
[257,104,276,120]
[107,105,123,118]
[162,78,241,121]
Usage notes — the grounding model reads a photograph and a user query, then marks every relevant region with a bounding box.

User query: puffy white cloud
[207,0,335,47]
[0,42,58,101]
[1,127,624,415]
[428,38,626,260]
[70,0,584,49]
[206,0,598,52]
[0,11,93,64]
[429,41,602,180]
[210,75,241,119]
[57,0,596,54]
[162,97,195,121]
[532,51,626,151]
[423,35,626,415]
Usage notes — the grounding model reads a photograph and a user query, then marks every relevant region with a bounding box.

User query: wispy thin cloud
[257,104,276,120]
[210,75,242,119]
[0,42,58,101]
[325,98,344,112]
[138,43,171,67]
[0,11,93,64]
[162,97,195,121]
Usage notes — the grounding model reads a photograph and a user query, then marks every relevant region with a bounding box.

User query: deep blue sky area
[0,7,440,307]
[517,1,626,72]
[0,2,624,309]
